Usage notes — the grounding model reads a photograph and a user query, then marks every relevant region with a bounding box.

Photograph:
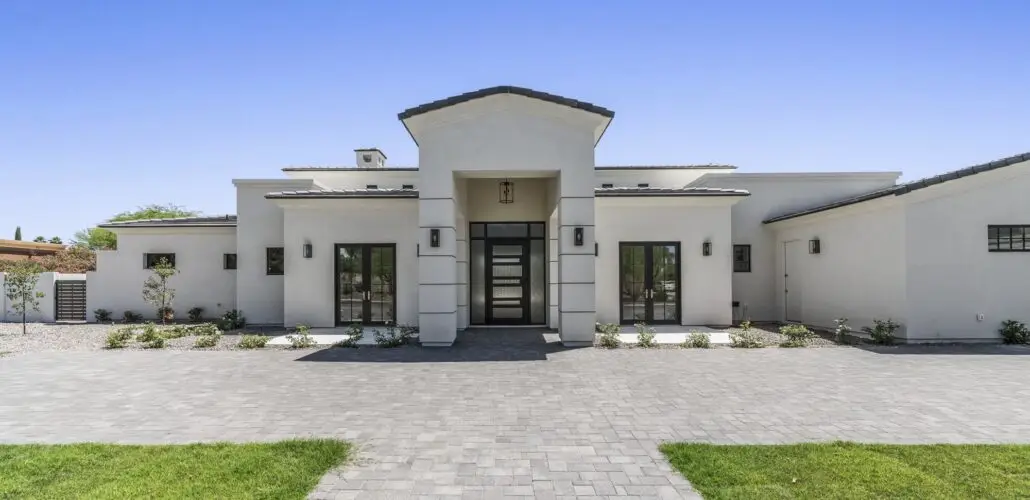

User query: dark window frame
[144,253,175,269]
[266,247,285,275]
[988,225,1030,252]
[733,244,751,272]
[601,183,614,188]
[637,183,650,188]
[402,184,414,189]
[365,184,378,189]
[224,253,237,270]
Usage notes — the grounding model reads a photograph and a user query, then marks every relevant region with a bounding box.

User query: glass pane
[493,307,522,319]
[488,223,528,238]
[470,223,485,238]
[988,226,999,250]
[337,246,363,324]
[370,246,394,323]
[1013,227,1025,251]
[530,223,545,239]
[471,240,486,324]
[530,239,545,324]
[652,245,678,322]
[999,227,1012,250]
[620,245,646,322]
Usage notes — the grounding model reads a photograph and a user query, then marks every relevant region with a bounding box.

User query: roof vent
[355,148,386,168]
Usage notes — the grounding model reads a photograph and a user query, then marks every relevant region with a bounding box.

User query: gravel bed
[728,322,844,348]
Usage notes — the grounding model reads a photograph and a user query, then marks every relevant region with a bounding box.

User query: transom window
[988,225,1030,252]
[733,245,751,272]
[266,247,285,275]
[144,253,175,269]
[224,253,237,270]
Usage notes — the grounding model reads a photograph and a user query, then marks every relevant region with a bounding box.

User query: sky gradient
[2,0,1028,241]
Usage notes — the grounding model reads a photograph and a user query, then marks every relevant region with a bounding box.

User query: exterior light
[574,227,584,246]
[595,242,599,257]
[498,179,514,204]
[809,238,821,254]
[430,228,440,248]
[702,241,712,256]
[302,243,312,259]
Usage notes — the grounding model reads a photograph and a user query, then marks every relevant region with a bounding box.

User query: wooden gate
[55,280,87,322]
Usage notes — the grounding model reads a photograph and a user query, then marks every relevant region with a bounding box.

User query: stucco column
[557,173,596,346]
[418,178,458,346]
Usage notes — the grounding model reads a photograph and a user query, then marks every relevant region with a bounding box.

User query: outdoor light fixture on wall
[702,241,712,256]
[430,228,440,248]
[498,178,514,204]
[302,242,313,259]
[595,242,599,257]
[574,227,584,246]
[809,238,821,254]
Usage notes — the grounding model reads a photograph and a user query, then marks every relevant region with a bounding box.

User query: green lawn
[0,439,350,499]
[660,441,1030,499]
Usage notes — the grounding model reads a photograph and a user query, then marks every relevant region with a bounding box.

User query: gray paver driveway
[2,329,1030,499]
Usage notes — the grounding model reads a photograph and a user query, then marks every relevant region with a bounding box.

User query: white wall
[596,197,737,326]
[1,272,59,323]
[463,177,550,222]
[86,228,237,321]
[279,199,419,328]
[283,169,418,190]
[905,160,1030,341]
[695,173,901,321]
[771,202,907,333]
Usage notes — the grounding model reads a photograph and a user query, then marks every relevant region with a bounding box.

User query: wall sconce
[302,242,313,259]
[595,242,599,257]
[809,238,821,254]
[574,227,584,246]
[498,178,514,204]
[430,228,440,248]
[702,241,712,256]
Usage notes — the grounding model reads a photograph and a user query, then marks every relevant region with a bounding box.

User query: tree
[142,258,177,324]
[14,226,21,240]
[49,237,62,244]
[33,236,45,243]
[3,261,44,335]
[36,246,96,273]
[73,204,199,250]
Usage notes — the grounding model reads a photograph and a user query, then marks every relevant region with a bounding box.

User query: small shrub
[217,309,246,331]
[188,307,205,323]
[999,320,1030,344]
[684,331,711,349]
[374,323,408,348]
[122,310,142,323]
[136,323,161,343]
[238,335,269,349]
[105,327,134,349]
[94,309,112,323]
[161,325,190,339]
[740,320,752,332]
[287,324,318,349]
[597,323,622,349]
[635,323,657,348]
[157,306,174,323]
[144,336,166,349]
[193,334,220,348]
[862,318,901,345]
[334,322,364,348]
[834,318,852,342]
[187,323,220,336]
[779,323,813,347]
[730,329,764,348]
[398,324,419,340]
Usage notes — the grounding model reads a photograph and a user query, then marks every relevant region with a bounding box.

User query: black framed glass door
[470,222,546,325]
[335,244,395,325]
[486,239,530,324]
[619,242,680,324]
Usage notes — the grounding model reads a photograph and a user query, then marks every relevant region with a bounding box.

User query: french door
[619,242,680,325]
[335,244,396,325]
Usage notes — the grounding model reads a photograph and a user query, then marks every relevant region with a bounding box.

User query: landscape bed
[660,441,1030,499]
[0,439,350,499]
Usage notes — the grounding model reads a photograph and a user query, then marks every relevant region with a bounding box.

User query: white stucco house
[85,86,1030,344]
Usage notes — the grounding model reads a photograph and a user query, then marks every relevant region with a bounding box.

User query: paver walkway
[2,329,1030,499]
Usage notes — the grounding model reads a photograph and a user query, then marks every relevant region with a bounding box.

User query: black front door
[619,242,680,325]
[486,239,530,324]
[335,244,396,325]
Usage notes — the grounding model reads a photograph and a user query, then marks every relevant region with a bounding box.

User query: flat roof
[98,215,238,228]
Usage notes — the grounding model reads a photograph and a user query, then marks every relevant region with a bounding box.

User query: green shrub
[188,307,204,323]
[122,310,142,323]
[635,323,657,348]
[740,320,752,332]
[237,335,269,349]
[193,334,220,348]
[105,327,134,349]
[217,309,246,331]
[93,309,112,323]
[779,323,813,347]
[999,320,1030,344]
[287,324,318,349]
[136,323,161,343]
[684,331,711,348]
[730,329,764,348]
[144,336,166,349]
[863,318,901,345]
[333,322,364,348]
[161,325,190,339]
[187,323,220,336]
[834,317,852,342]
[597,323,621,349]
[374,323,408,348]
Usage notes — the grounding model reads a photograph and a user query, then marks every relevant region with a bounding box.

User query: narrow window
[224,253,237,270]
[402,184,414,189]
[266,247,285,275]
[988,225,1030,252]
[637,183,649,188]
[733,245,751,272]
[144,253,175,269]
[366,184,378,189]
[601,183,614,188]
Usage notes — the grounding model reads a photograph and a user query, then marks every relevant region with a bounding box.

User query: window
[601,183,613,188]
[402,184,414,189]
[365,184,378,189]
[988,225,1030,252]
[144,253,175,269]
[637,183,649,188]
[224,253,237,270]
[733,245,751,272]
[266,247,284,275]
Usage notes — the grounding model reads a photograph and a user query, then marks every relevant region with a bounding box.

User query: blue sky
[2,0,1028,241]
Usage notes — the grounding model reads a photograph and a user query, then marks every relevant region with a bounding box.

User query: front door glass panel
[619,242,680,324]
[335,244,396,325]
[337,245,364,324]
